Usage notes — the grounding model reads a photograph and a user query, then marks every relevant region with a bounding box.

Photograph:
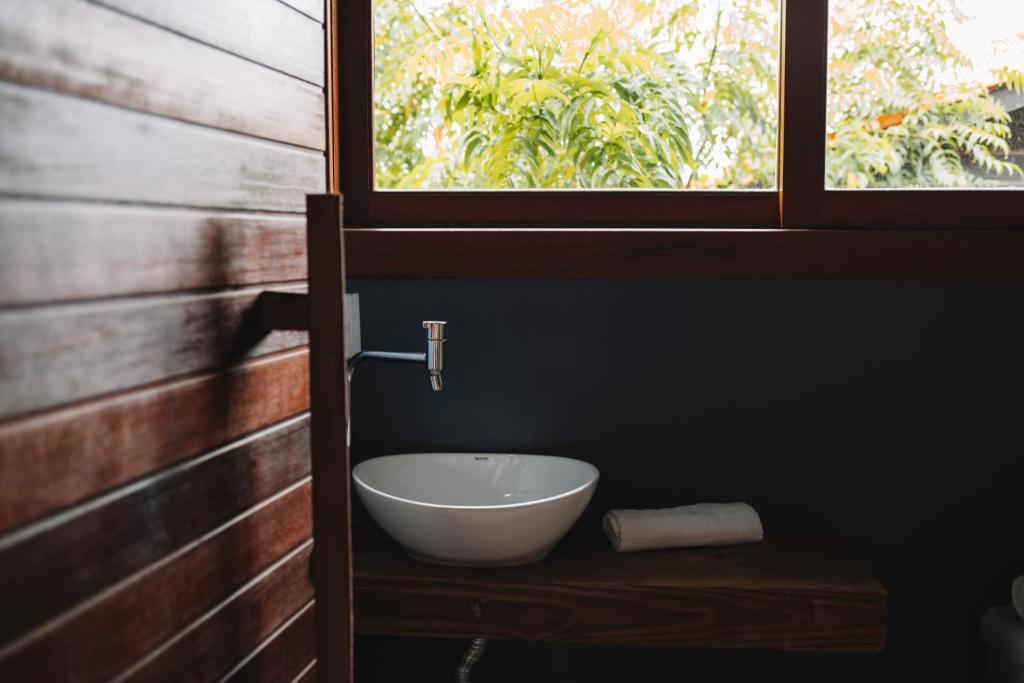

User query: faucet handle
[422,321,446,340]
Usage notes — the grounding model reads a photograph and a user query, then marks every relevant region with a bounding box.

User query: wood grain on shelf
[353,520,886,652]
[0,482,312,682]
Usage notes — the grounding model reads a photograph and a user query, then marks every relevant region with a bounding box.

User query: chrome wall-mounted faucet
[347,320,447,392]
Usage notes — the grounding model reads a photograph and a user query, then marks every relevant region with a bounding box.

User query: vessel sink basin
[353,453,599,567]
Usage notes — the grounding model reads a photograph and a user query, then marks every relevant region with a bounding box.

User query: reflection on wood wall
[0,0,325,679]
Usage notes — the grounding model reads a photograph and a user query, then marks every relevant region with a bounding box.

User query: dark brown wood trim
[0,482,312,682]
[0,416,311,645]
[338,0,372,220]
[344,227,1024,280]
[363,191,778,228]
[354,521,886,652]
[821,191,1024,229]
[305,195,353,683]
[778,0,828,228]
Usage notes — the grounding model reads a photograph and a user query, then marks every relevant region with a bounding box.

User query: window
[336,0,1024,276]
[826,0,1024,190]
[373,0,780,192]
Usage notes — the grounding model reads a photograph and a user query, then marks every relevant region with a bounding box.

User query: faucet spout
[422,321,446,392]
[345,320,447,392]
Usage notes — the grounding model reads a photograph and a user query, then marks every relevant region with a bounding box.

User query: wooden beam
[343,227,1024,280]
[353,520,886,652]
[305,195,352,683]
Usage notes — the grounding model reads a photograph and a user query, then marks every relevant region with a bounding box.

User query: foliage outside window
[827,0,1024,188]
[373,0,1024,191]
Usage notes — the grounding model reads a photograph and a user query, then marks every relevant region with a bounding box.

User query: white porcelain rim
[352,453,600,511]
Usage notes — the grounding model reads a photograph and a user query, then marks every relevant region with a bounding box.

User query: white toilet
[982,607,1024,683]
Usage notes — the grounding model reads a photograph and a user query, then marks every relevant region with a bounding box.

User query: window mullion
[779,0,829,228]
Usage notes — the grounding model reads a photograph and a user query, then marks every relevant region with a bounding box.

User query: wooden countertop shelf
[352,520,886,652]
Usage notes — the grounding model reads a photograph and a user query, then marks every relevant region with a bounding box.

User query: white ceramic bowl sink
[353,453,599,567]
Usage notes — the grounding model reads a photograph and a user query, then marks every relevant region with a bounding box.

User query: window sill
[344,227,1024,280]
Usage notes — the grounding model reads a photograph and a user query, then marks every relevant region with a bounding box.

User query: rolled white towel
[1013,576,1024,620]
[603,502,763,552]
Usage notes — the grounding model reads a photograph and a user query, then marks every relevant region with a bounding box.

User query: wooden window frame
[335,0,1024,279]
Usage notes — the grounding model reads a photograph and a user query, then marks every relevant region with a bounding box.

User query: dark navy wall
[348,279,1024,683]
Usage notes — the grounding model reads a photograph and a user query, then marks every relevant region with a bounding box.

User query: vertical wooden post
[306,194,352,683]
[325,0,341,194]
[779,0,829,228]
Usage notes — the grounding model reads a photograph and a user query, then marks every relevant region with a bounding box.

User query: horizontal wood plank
[115,542,315,683]
[357,192,779,228]
[0,415,311,645]
[225,600,316,683]
[0,0,324,149]
[0,284,308,419]
[354,520,887,652]
[0,348,309,534]
[0,201,306,306]
[0,481,313,682]
[0,81,324,212]
[278,0,325,23]
[92,0,324,86]
[344,227,1024,280]
[822,190,1024,229]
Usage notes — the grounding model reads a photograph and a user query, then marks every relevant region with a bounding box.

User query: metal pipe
[456,638,487,683]
[345,322,446,392]
[347,351,425,382]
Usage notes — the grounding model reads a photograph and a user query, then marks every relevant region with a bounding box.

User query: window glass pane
[373,0,780,190]
[827,0,1024,189]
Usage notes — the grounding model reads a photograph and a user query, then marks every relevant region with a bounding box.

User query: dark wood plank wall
[0,1,324,680]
